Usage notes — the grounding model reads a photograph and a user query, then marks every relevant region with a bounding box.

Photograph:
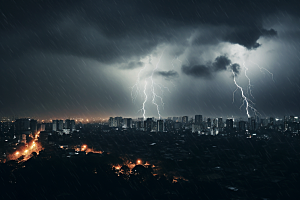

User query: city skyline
[1,1,300,119]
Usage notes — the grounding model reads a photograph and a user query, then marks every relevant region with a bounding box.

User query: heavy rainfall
[0,0,300,199]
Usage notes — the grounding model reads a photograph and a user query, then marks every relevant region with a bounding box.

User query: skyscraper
[195,115,202,125]
[226,119,233,131]
[250,118,256,131]
[157,120,164,132]
[217,118,223,128]
[239,121,246,131]
[207,118,211,128]
[144,118,153,132]
[182,116,188,124]
[15,118,31,134]
[123,118,133,128]
[70,120,75,131]
[52,120,58,131]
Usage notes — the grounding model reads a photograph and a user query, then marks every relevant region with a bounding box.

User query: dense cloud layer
[1,0,300,118]
[182,56,240,78]
[155,70,179,79]
[0,0,292,64]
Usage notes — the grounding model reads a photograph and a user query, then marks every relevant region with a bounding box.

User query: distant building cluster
[0,115,299,147]
[0,114,299,163]
[106,115,300,135]
[0,118,77,145]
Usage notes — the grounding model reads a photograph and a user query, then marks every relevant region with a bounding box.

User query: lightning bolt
[131,61,147,102]
[132,48,171,120]
[231,69,259,118]
[243,62,255,99]
[231,59,274,119]
[232,87,238,103]
[142,80,148,119]
[149,48,167,119]
[250,61,274,82]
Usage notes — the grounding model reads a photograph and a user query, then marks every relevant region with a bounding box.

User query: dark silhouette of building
[195,115,202,125]
[182,116,188,124]
[250,118,256,131]
[218,118,223,129]
[123,118,133,128]
[239,121,246,131]
[157,120,164,132]
[207,118,211,128]
[226,119,233,131]
[15,118,31,134]
[30,119,37,134]
[144,118,153,132]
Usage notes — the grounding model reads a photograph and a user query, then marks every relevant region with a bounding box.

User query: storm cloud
[121,61,144,70]
[155,70,179,79]
[182,56,240,78]
[0,0,292,64]
[0,0,300,118]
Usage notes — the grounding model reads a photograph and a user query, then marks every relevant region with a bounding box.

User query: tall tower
[157,120,164,132]
[195,115,202,125]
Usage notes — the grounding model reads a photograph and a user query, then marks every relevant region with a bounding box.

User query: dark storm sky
[1,0,300,119]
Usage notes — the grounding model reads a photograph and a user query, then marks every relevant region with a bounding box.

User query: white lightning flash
[142,80,148,119]
[149,48,167,119]
[131,62,147,102]
[232,70,258,118]
[231,59,275,118]
[132,48,171,120]
[243,62,255,99]
[250,61,274,82]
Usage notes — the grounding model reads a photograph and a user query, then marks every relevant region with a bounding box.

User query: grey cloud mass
[230,64,241,75]
[0,0,300,118]
[155,70,179,79]
[121,61,144,70]
[182,56,240,78]
[0,0,293,64]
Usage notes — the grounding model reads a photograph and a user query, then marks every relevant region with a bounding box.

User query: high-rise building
[182,116,188,124]
[192,124,201,133]
[115,117,123,127]
[109,117,116,127]
[123,118,133,128]
[226,119,233,131]
[70,120,75,131]
[213,118,218,128]
[30,119,37,134]
[52,120,58,131]
[136,121,143,130]
[250,118,256,131]
[15,118,31,134]
[58,120,63,131]
[62,119,75,132]
[218,118,223,128]
[64,119,71,129]
[207,118,211,128]
[157,120,164,132]
[164,119,174,131]
[239,121,246,131]
[195,115,202,125]
[144,118,153,132]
